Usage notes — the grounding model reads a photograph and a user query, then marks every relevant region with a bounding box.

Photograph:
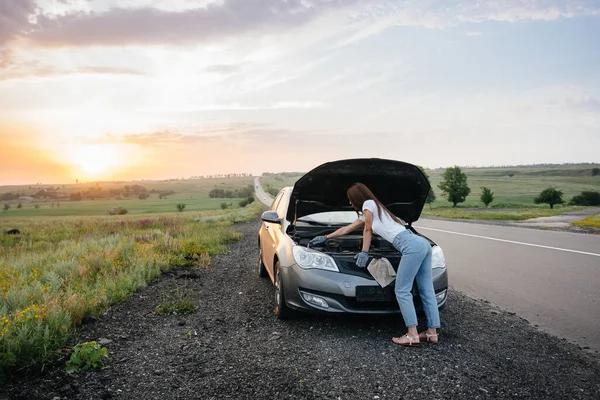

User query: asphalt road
[254,178,600,353]
[254,177,274,207]
[414,218,600,353]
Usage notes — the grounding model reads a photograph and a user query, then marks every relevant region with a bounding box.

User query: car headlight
[431,245,446,269]
[292,246,339,272]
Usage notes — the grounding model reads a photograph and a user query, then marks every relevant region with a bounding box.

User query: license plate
[355,286,395,302]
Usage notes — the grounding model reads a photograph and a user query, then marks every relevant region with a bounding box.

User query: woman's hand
[354,251,370,268]
[308,235,327,247]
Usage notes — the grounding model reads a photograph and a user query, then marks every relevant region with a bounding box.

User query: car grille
[299,286,424,311]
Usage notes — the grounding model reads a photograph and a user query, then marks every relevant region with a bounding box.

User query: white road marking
[417,227,600,258]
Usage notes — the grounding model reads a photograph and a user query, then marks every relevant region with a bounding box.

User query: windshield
[296,211,360,225]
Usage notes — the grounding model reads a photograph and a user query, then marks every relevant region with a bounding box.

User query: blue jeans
[392,230,441,329]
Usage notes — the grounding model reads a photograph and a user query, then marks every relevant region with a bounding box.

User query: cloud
[338,1,600,45]
[135,101,329,113]
[3,0,597,54]
[17,0,367,47]
[465,31,483,36]
[0,61,147,81]
[0,0,36,44]
[201,64,243,75]
[565,96,600,113]
[75,66,147,76]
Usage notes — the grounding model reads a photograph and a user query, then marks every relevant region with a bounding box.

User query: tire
[274,261,293,320]
[258,246,268,278]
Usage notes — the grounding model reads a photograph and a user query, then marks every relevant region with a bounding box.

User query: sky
[0,0,599,185]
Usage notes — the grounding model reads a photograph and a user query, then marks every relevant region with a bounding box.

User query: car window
[271,192,283,211]
[275,192,289,218]
[297,211,360,225]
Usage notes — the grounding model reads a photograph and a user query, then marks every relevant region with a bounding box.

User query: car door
[268,191,290,275]
[262,191,284,277]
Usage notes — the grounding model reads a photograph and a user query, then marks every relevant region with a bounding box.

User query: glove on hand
[308,235,327,247]
[354,251,370,268]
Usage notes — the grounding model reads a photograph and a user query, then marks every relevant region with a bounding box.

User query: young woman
[308,182,440,346]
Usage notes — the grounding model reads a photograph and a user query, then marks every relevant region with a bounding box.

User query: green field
[426,166,600,207]
[259,166,600,221]
[0,177,255,218]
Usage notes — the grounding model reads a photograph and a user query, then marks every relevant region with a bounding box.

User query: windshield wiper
[295,219,331,226]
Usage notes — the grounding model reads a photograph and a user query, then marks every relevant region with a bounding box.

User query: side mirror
[261,211,281,224]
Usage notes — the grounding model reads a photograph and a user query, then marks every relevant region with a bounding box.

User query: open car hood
[287,158,431,224]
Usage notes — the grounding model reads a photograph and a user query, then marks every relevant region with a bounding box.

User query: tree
[534,187,564,209]
[417,166,436,208]
[480,186,494,208]
[438,166,471,207]
[569,190,600,206]
[69,192,82,201]
[176,203,186,212]
[592,168,600,176]
[138,193,149,200]
[3,203,9,211]
[16,203,22,209]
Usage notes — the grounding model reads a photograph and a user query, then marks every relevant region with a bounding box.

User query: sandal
[418,331,439,344]
[391,334,420,347]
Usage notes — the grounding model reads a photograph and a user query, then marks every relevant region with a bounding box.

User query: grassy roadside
[573,216,600,229]
[421,205,587,221]
[0,203,262,376]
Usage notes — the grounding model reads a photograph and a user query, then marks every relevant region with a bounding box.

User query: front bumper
[281,263,448,314]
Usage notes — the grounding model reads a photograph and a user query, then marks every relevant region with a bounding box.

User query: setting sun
[71,144,120,177]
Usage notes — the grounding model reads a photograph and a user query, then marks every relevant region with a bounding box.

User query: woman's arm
[326,218,364,240]
[361,209,374,252]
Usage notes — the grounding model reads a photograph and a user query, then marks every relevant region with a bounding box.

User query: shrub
[480,186,494,208]
[2,204,9,211]
[592,168,600,176]
[418,166,436,207]
[69,192,82,201]
[65,341,108,373]
[176,204,186,212]
[16,203,22,209]
[569,190,600,206]
[220,203,228,210]
[138,193,149,200]
[34,204,40,209]
[108,207,128,215]
[246,196,255,204]
[239,199,248,208]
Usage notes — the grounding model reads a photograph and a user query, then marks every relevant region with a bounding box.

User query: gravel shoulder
[1,219,599,400]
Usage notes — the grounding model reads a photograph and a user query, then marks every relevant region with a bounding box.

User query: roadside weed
[65,341,108,373]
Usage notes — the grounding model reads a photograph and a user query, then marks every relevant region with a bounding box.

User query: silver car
[257,158,448,319]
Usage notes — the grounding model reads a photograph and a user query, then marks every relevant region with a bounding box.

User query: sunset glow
[0,0,599,184]
[70,145,120,177]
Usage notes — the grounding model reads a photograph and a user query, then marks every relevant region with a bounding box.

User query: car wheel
[274,261,292,319]
[258,246,268,278]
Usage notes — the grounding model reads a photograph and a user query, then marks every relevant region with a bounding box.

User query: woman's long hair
[347,183,405,225]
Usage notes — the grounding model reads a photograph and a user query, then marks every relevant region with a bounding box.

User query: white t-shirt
[359,199,405,243]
